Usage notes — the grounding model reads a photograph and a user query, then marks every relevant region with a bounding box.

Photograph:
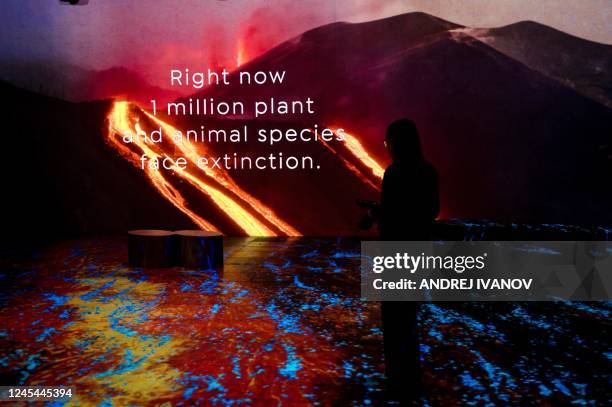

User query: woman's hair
[385,118,423,161]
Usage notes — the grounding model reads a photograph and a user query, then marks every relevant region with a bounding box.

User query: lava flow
[340,129,385,180]
[107,101,387,236]
[107,102,218,232]
[107,101,296,236]
[318,128,385,191]
[142,111,300,236]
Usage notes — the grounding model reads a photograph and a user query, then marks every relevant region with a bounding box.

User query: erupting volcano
[5,12,611,240]
[106,101,386,236]
[107,101,303,236]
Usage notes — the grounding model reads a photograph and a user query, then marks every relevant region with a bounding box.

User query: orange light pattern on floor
[0,238,384,405]
[1,234,608,405]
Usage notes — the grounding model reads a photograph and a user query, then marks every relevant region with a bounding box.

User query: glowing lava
[317,128,385,191]
[143,111,300,236]
[107,102,385,236]
[338,129,385,180]
[107,102,218,232]
[107,101,298,236]
[236,39,247,67]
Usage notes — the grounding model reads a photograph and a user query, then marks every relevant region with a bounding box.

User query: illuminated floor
[0,237,609,405]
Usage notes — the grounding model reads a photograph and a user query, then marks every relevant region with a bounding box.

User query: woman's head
[385,118,423,163]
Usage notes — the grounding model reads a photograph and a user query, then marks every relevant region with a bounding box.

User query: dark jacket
[379,160,439,240]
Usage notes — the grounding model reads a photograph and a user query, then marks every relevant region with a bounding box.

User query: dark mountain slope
[3,82,195,244]
[194,12,611,225]
[460,21,612,107]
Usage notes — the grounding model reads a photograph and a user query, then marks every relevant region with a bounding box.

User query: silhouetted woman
[379,118,439,404]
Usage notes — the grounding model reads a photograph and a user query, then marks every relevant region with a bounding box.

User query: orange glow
[236,39,247,67]
[143,112,300,236]
[107,101,300,236]
[317,128,385,191]
[338,129,385,180]
[107,102,219,232]
[106,102,385,236]
[318,138,380,191]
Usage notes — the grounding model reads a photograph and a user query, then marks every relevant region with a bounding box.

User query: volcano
[457,21,612,108]
[4,12,612,239]
[195,12,612,226]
